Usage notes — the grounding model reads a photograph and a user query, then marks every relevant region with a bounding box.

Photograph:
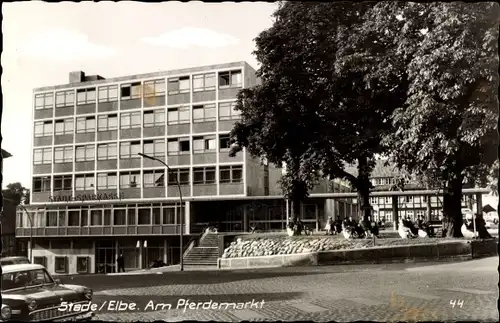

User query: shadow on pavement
[64,270,319,291]
[93,292,303,313]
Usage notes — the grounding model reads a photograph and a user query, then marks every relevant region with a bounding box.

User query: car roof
[1,263,45,274]
[1,256,28,260]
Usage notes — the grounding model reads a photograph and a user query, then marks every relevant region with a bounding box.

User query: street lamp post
[138,153,184,271]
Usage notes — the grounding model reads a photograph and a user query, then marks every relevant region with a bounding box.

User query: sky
[1,1,278,189]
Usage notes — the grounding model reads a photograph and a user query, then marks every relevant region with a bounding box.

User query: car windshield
[1,269,54,291]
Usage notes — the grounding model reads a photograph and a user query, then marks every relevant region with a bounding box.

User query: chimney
[69,71,85,84]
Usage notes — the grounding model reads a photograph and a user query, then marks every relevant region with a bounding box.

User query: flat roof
[34,61,254,92]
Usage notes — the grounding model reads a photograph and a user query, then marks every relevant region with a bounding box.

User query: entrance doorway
[95,240,116,274]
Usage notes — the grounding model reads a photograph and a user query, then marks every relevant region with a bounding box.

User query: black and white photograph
[0,1,498,322]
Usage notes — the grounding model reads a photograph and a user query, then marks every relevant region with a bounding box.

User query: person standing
[117,253,125,273]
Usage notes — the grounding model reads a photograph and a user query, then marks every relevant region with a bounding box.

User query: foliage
[230,2,401,225]
[345,2,499,236]
[2,182,29,206]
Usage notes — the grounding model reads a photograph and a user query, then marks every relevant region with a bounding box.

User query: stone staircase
[183,233,220,267]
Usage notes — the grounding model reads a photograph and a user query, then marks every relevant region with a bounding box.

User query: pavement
[65,256,499,322]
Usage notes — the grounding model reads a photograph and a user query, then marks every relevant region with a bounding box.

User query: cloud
[19,29,117,61]
[142,27,240,49]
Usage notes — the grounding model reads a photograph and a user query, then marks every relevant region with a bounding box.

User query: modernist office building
[17,62,354,274]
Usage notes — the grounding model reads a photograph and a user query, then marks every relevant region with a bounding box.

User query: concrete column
[285,200,290,226]
[163,239,168,264]
[475,193,483,215]
[115,240,119,273]
[91,241,96,274]
[184,201,190,235]
[392,196,399,230]
[27,240,32,263]
[243,206,249,232]
[138,240,143,269]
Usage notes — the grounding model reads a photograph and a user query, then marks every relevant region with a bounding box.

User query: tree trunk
[425,196,432,222]
[442,175,464,238]
[356,156,372,223]
[291,199,302,235]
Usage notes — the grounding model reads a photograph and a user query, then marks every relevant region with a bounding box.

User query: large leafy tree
[230,1,406,229]
[2,182,30,206]
[348,2,499,237]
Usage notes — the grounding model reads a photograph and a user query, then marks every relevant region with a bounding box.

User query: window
[33,257,47,268]
[54,257,68,274]
[193,167,216,184]
[193,136,216,153]
[168,168,190,185]
[219,165,243,183]
[97,143,117,160]
[143,109,165,127]
[54,118,74,135]
[219,134,231,150]
[76,116,96,133]
[55,90,75,107]
[162,207,180,224]
[46,211,58,227]
[76,257,89,273]
[35,93,54,110]
[75,145,95,162]
[58,210,66,226]
[98,114,118,131]
[54,175,73,191]
[167,106,190,125]
[34,148,52,165]
[167,138,190,155]
[120,111,141,129]
[219,101,241,120]
[113,209,126,225]
[34,121,53,137]
[138,209,151,225]
[33,177,51,192]
[144,169,165,188]
[97,172,117,189]
[91,210,102,226]
[143,79,165,97]
[193,73,216,92]
[81,210,89,226]
[219,70,242,88]
[98,85,118,102]
[68,210,80,226]
[54,146,73,163]
[76,88,96,104]
[153,208,161,225]
[120,141,141,159]
[75,174,94,191]
[127,208,136,225]
[143,139,165,157]
[192,104,216,122]
[120,171,141,188]
[120,82,142,100]
[168,76,190,95]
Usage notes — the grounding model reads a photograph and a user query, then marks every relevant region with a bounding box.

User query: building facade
[17,62,351,275]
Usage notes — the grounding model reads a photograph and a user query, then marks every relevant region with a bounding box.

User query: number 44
[450,300,464,308]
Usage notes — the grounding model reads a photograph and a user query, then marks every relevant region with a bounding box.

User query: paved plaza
[69,257,500,322]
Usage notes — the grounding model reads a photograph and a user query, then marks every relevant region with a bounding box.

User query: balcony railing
[15,225,186,237]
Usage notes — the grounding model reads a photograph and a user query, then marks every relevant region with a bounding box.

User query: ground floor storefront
[24,236,186,275]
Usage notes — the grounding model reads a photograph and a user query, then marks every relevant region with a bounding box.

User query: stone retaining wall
[217,239,497,270]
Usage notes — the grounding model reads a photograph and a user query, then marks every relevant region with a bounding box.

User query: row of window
[33,165,243,191]
[35,70,243,110]
[29,206,183,228]
[34,103,240,136]
[33,134,234,164]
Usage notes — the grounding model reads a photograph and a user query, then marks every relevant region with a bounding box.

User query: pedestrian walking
[117,253,125,273]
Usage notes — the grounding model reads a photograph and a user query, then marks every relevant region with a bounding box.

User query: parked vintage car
[1,264,94,321]
[0,256,31,266]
